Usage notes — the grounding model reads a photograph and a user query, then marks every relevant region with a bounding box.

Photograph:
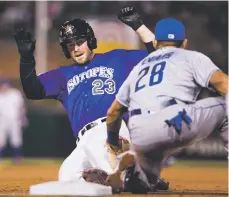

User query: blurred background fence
[0,1,227,160]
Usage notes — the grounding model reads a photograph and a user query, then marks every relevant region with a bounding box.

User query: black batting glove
[13,29,36,62]
[118,5,143,31]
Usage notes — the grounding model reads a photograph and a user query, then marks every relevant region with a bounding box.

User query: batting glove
[13,29,36,62]
[118,5,143,31]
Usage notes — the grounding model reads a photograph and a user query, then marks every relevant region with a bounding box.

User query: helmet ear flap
[87,37,97,51]
[87,26,97,50]
[61,43,71,59]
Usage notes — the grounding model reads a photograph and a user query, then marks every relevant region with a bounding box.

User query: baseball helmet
[59,18,97,59]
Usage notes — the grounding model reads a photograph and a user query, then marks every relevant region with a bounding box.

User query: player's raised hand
[118,5,143,31]
[13,29,36,60]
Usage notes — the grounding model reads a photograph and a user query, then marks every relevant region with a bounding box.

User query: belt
[129,99,177,118]
[76,117,107,143]
[129,109,156,117]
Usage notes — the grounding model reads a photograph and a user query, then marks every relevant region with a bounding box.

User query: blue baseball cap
[155,18,185,41]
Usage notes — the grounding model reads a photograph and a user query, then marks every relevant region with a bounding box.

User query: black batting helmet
[59,18,97,59]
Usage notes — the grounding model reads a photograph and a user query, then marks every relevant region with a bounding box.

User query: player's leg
[8,122,23,162]
[83,120,129,174]
[0,120,8,160]
[122,96,227,189]
[185,96,227,148]
[83,117,169,190]
[217,117,228,153]
[58,140,93,182]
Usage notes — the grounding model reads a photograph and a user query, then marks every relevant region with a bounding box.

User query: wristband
[131,20,143,31]
[107,131,119,146]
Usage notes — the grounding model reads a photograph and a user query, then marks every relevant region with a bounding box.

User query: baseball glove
[105,136,130,169]
[82,168,108,185]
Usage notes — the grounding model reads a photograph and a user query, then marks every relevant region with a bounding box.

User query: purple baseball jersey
[37,49,147,135]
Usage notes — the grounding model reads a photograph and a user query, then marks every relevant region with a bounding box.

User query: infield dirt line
[0,191,228,196]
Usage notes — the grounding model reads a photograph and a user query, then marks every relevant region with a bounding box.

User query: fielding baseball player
[13,6,169,189]
[105,18,228,193]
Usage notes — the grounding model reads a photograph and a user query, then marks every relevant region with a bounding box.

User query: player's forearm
[136,25,155,43]
[136,25,155,53]
[20,58,46,99]
[107,116,122,134]
[214,81,228,97]
[106,100,126,146]
[209,70,228,97]
[107,116,122,146]
[218,75,228,96]
[107,111,122,143]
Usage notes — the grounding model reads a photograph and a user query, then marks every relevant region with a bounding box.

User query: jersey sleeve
[191,52,220,88]
[116,78,130,107]
[38,68,65,99]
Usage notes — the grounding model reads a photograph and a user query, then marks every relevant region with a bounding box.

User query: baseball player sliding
[13,6,169,190]
[105,18,228,193]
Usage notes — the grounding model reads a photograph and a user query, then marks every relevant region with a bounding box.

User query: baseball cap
[155,18,185,41]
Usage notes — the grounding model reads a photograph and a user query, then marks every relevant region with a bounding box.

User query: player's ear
[181,39,188,49]
[153,40,157,50]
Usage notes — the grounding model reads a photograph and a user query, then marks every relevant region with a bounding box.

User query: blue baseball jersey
[38,49,147,135]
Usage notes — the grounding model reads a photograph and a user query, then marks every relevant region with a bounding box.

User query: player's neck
[157,46,177,50]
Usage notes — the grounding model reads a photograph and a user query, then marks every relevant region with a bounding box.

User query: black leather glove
[13,29,36,61]
[118,6,143,31]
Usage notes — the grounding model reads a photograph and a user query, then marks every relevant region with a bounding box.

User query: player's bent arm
[14,29,46,99]
[209,70,228,96]
[118,5,155,53]
[106,99,128,146]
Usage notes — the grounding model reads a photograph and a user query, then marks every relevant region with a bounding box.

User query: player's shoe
[155,178,169,191]
[124,165,169,193]
[123,165,155,193]
[106,151,169,193]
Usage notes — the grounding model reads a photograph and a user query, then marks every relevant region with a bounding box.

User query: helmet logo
[64,25,74,35]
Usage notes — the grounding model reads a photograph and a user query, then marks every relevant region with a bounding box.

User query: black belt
[76,117,107,143]
[129,109,156,117]
[129,99,177,118]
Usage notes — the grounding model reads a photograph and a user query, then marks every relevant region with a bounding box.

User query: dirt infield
[0,159,228,196]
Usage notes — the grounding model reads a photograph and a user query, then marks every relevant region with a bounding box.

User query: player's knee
[58,168,72,181]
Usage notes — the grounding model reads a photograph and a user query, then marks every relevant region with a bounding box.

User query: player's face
[67,38,94,64]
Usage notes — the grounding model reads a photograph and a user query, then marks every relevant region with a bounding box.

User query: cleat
[155,178,169,191]
[105,151,170,193]
[124,165,155,194]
